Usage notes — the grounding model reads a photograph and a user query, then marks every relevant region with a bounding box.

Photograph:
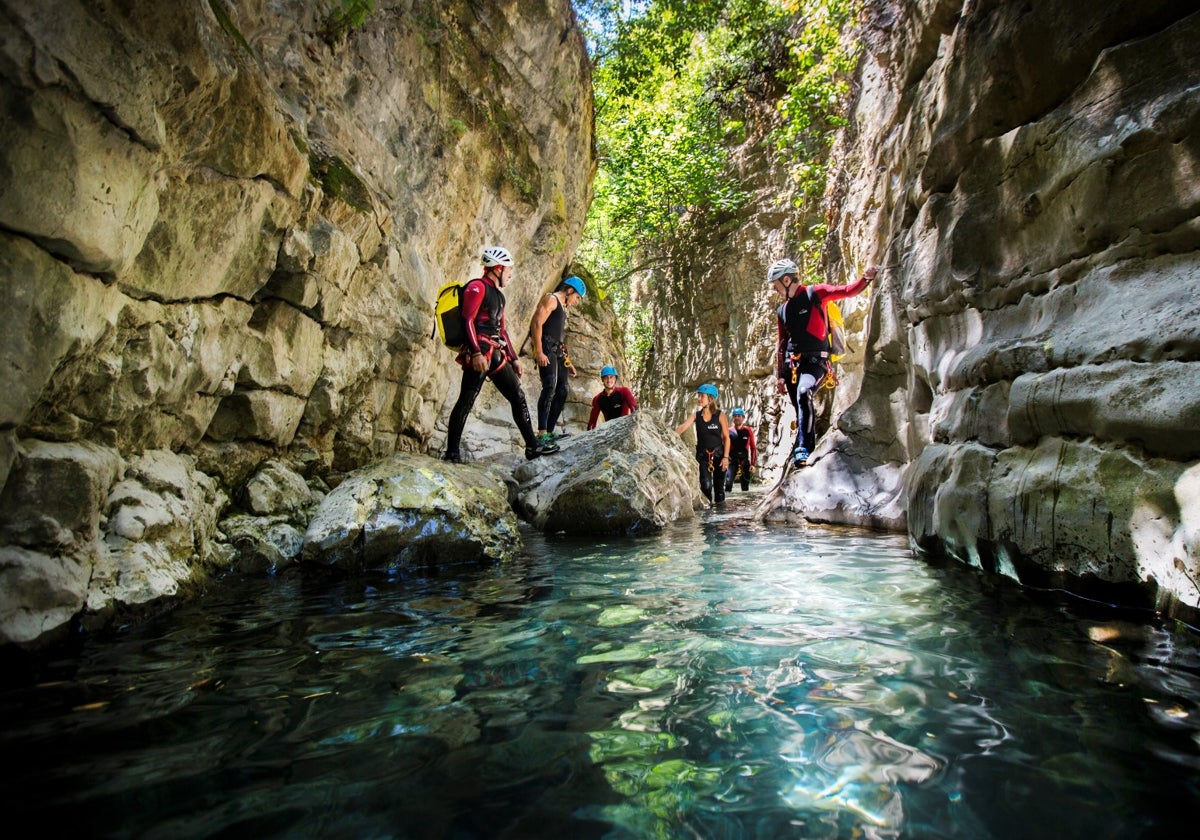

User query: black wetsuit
[726,425,756,492]
[694,409,726,504]
[536,295,570,434]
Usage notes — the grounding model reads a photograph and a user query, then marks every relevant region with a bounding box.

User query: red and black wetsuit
[445,276,538,457]
[775,277,868,456]
[725,424,756,492]
[586,387,638,430]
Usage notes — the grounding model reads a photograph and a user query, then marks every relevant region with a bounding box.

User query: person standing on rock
[443,246,561,463]
[675,383,730,505]
[529,275,586,446]
[725,407,757,492]
[767,258,878,468]
[586,365,638,430]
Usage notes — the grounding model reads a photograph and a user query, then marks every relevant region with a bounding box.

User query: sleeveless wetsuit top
[695,409,724,455]
[540,295,566,353]
[462,278,506,342]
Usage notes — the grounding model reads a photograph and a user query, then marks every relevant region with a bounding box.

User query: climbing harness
[788,350,830,386]
[463,337,508,374]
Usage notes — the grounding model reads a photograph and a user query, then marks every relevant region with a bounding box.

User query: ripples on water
[2,494,1199,838]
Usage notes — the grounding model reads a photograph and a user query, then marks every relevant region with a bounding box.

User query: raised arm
[814,265,879,304]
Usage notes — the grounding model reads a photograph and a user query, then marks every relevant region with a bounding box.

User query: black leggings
[785,357,827,453]
[726,453,751,491]
[446,353,537,455]
[697,450,725,504]
[536,354,570,432]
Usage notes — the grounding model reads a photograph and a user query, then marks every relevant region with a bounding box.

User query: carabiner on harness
[820,361,839,390]
[788,353,801,385]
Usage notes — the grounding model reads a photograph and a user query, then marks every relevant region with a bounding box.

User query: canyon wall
[0,0,605,646]
[637,0,1200,620]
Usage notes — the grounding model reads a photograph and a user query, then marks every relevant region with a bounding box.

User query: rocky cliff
[639,0,1199,621]
[4,0,1198,647]
[0,0,603,646]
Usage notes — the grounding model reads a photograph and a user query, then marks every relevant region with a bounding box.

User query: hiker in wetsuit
[674,383,730,504]
[586,365,638,430]
[724,407,757,492]
[529,275,586,446]
[768,258,878,468]
[443,246,561,463]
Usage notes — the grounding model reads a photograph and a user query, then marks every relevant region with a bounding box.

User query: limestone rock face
[632,0,1199,619]
[814,0,1200,616]
[0,0,601,647]
[0,442,227,646]
[301,453,522,570]
[513,412,701,535]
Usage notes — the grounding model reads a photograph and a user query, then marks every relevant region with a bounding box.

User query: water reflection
[1,494,1198,838]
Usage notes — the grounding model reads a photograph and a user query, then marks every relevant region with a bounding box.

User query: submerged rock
[301,452,521,570]
[513,412,700,535]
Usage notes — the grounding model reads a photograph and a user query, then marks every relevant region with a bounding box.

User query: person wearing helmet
[529,274,587,446]
[674,383,730,505]
[724,407,757,493]
[586,364,638,430]
[443,246,560,462]
[768,258,879,468]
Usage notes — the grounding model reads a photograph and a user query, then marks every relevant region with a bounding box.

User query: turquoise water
[2,494,1198,838]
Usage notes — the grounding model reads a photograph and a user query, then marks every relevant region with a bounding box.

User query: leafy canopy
[574,0,862,371]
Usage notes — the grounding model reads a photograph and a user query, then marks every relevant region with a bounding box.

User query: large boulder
[513,412,701,535]
[0,443,227,647]
[301,452,521,570]
[216,459,321,575]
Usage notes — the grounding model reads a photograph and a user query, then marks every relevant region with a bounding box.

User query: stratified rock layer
[0,0,599,646]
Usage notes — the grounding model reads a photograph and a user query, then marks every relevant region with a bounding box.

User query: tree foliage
[772,0,862,201]
[574,0,863,372]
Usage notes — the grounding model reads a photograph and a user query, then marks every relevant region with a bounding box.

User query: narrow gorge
[1,0,1197,652]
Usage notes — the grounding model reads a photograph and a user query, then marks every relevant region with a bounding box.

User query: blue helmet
[697,383,718,399]
[601,365,618,378]
[562,276,586,298]
[731,407,745,417]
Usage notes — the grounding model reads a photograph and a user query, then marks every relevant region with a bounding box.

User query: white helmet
[766,258,798,283]
[482,246,513,267]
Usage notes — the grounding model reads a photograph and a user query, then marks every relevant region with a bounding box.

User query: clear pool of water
[2,494,1198,838]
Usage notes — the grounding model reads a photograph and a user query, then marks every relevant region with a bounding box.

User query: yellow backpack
[432,280,467,348]
[826,301,846,362]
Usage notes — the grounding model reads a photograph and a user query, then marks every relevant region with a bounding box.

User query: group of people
[441,245,879,504]
[673,388,758,505]
[441,246,637,463]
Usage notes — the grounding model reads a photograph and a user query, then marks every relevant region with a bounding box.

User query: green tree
[574,0,863,375]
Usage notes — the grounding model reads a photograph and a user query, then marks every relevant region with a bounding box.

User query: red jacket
[775,276,869,378]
